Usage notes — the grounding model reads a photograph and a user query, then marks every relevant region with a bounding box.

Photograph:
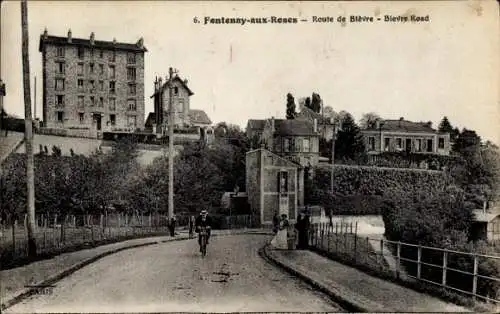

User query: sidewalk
[263,245,471,312]
[1,228,270,310]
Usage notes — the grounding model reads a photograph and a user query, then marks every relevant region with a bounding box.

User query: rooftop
[39,32,147,52]
[247,119,266,130]
[364,118,438,133]
[151,76,194,97]
[273,119,318,136]
[297,106,332,124]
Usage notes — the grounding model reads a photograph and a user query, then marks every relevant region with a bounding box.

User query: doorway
[93,114,102,131]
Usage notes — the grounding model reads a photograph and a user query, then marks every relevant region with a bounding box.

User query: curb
[1,230,271,310]
[259,243,393,313]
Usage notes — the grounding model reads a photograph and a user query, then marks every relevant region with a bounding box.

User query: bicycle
[199,226,209,257]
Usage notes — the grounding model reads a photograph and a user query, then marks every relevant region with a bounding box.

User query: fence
[0,213,255,268]
[308,222,500,305]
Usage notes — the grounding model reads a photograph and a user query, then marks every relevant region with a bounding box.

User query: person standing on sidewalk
[169,215,176,237]
[188,215,195,238]
[271,214,289,249]
[272,212,279,234]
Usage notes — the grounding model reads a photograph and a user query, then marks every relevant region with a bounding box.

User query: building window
[384,138,390,151]
[109,98,116,111]
[127,52,136,64]
[109,81,115,94]
[109,65,115,79]
[78,47,85,59]
[108,50,116,62]
[55,78,65,91]
[99,80,104,91]
[90,96,95,106]
[277,171,288,193]
[127,67,136,81]
[78,96,84,108]
[415,139,422,152]
[174,86,179,95]
[56,46,65,57]
[427,139,433,152]
[128,84,136,95]
[177,99,184,112]
[99,64,104,75]
[77,63,84,76]
[110,114,116,126]
[438,137,445,149]
[303,138,310,152]
[55,61,65,74]
[89,80,95,93]
[128,99,137,111]
[56,95,64,107]
[283,138,290,152]
[396,138,402,150]
[89,63,94,74]
[368,137,375,151]
[77,79,84,91]
[57,111,64,122]
[128,115,137,128]
[79,112,84,124]
[99,97,104,107]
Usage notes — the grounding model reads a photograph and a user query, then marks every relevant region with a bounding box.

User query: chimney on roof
[313,118,318,133]
[112,37,116,45]
[137,37,144,48]
[183,79,188,85]
[43,28,48,39]
[399,117,404,121]
[375,120,380,129]
[67,29,72,43]
[158,77,163,89]
[271,117,275,131]
[90,32,95,45]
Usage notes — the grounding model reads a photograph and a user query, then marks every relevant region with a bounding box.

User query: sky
[1,1,499,144]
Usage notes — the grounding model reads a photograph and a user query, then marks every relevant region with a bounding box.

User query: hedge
[309,165,450,215]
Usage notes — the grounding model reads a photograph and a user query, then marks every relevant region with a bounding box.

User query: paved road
[7,235,343,312]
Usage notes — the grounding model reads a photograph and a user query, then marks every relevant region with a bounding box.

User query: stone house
[147,75,213,139]
[246,117,320,167]
[38,29,147,135]
[246,148,305,227]
[361,118,451,156]
[295,106,336,141]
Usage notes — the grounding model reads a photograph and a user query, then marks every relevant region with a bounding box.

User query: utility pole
[167,67,176,220]
[330,121,339,193]
[21,0,37,257]
[34,76,36,120]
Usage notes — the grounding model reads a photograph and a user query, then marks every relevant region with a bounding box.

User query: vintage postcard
[1,0,499,313]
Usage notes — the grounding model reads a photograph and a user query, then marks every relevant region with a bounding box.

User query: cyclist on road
[195,209,213,248]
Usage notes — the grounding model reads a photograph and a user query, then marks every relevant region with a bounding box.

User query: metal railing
[308,222,500,304]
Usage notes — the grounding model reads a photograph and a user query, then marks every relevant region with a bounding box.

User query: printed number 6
[193,17,199,24]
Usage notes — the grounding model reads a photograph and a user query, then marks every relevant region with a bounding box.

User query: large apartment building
[39,29,147,135]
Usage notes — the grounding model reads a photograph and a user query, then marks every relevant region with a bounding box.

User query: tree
[310,93,322,113]
[453,129,481,154]
[359,112,381,129]
[305,97,311,110]
[334,113,366,161]
[285,93,296,119]
[438,116,460,142]
[438,116,453,133]
[323,106,336,120]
